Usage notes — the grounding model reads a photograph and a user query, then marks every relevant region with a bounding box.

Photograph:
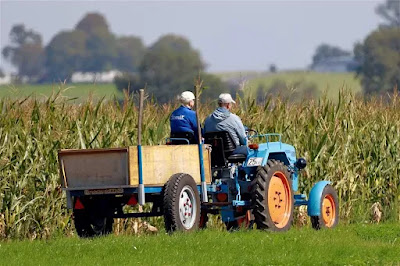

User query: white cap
[179,91,195,103]
[218,93,236,104]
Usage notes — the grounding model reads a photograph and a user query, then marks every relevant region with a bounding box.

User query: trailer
[59,144,213,236]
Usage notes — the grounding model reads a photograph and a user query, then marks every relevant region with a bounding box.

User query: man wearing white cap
[204,93,247,153]
[170,91,199,143]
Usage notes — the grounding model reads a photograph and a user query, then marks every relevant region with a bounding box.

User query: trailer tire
[310,185,339,230]
[163,173,200,232]
[73,209,114,238]
[252,159,294,231]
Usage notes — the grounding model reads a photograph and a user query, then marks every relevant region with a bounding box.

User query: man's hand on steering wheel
[245,126,258,138]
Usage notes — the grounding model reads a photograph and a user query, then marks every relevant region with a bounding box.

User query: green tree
[354,27,400,96]
[200,73,230,102]
[139,34,205,102]
[82,31,117,72]
[75,13,117,72]
[2,24,45,80]
[376,0,400,28]
[45,30,87,81]
[75,13,110,35]
[269,64,277,73]
[311,44,351,67]
[115,36,145,72]
[0,68,4,78]
[113,72,141,92]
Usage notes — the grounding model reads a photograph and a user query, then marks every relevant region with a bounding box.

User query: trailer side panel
[129,145,211,185]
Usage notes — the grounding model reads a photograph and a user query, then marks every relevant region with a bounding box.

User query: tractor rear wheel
[163,173,201,233]
[252,159,294,231]
[311,185,339,230]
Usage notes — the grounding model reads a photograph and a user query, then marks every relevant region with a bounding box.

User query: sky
[0,0,383,73]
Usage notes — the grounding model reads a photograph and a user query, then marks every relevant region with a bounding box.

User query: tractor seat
[170,132,197,144]
[227,153,247,164]
[204,131,248,167]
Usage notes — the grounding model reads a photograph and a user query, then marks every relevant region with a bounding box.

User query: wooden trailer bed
[58,145,212,190]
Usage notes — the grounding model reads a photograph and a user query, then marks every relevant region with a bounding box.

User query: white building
[311,56,358,73]
[0,74,12,85]
[71,70,122,83]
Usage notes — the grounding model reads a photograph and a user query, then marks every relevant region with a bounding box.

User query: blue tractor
[195,130,339,231]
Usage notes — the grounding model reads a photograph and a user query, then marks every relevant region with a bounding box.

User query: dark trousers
[232,145,248,156]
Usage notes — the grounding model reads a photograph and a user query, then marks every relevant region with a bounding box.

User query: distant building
[311,56,358,73]
[0,74,12,85]
[71,70,122,83]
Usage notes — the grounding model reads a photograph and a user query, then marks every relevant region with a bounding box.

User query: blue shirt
[170,105,199,140]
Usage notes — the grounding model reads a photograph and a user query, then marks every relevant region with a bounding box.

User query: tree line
[310,0,399,97]
[2,0,400,99]
[1,13,232,102]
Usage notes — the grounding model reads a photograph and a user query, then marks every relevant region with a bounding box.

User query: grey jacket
[204,107,246,146]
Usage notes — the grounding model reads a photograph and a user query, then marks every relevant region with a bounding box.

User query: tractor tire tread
[251,159,294,231]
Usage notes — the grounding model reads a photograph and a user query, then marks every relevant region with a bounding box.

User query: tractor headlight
[295,158,307,170]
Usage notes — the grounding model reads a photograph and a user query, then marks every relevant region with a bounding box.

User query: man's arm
[232,114,247,145]
[188,110,199,139]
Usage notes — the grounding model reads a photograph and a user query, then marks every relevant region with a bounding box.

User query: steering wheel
[246,128,258,138]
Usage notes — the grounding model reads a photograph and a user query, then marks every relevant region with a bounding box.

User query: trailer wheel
[163,173,200,232]
[73,209,114,238]
[252,159,294,231]
[311,185,339,230]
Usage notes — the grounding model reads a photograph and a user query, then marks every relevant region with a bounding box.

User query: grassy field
[0,71,361,101]
[1,91,400,239]
[1,224,399,265]
[0,83,122,101]
[239,71,361,100]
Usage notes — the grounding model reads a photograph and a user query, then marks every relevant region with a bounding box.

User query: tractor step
[294,194,308,206]
[232,200,251,206]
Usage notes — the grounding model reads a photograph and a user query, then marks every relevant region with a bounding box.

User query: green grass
[0,72,361,101]
[0,83,122,101]
[1,224,400,265]
[239,71,362,100]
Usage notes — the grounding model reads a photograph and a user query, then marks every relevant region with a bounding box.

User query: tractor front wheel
[163,173,201,232]
[252,159,294,231]
[310,185,339,230]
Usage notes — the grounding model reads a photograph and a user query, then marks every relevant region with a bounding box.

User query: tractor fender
[307,181,331,216]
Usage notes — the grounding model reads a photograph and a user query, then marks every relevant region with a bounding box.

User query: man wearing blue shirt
[170,91,199,143]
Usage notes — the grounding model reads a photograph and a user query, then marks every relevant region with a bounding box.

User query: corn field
[1,88,400,239]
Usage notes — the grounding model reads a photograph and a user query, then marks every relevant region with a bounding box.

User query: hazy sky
[0,0,383,73]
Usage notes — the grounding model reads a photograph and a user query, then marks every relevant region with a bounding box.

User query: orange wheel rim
[322,194,336,227]
[267,171,292,228]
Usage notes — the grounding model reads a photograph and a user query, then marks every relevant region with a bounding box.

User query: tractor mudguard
[307,181,331,216]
